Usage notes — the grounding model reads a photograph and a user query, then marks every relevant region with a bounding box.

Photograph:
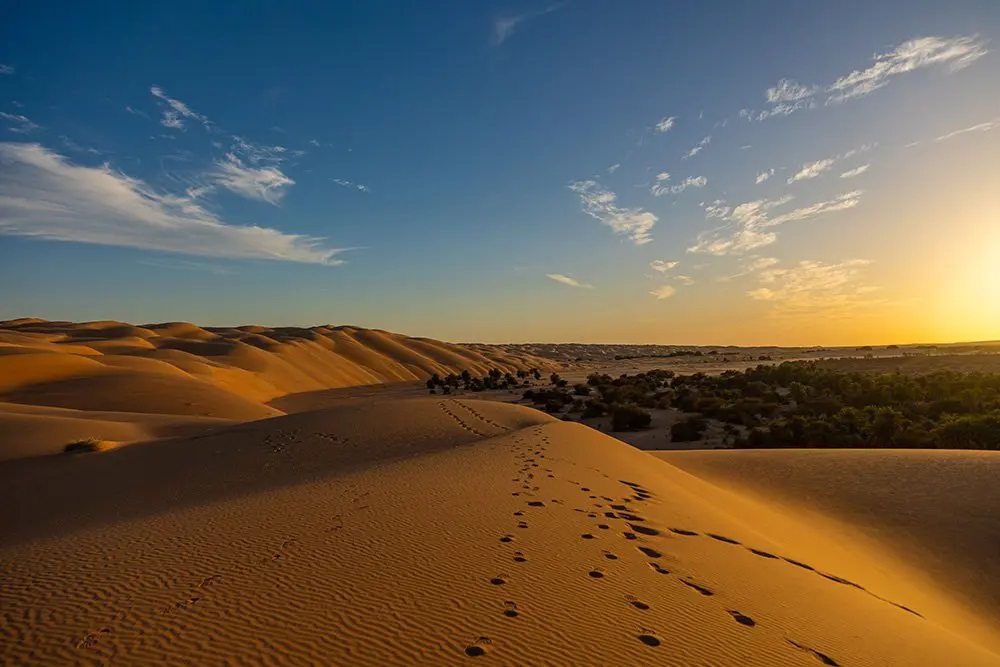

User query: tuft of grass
[63,437,108,454]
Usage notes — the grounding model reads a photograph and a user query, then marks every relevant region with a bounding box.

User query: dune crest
[0,319,551,460]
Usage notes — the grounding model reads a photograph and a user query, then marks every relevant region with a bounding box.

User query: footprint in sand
[708,533,741,545]
[728,610,755,627]
[626,596,651,610]
[630,524,660,537]
[680,579,714,596]
[500,535,514,543]
[788,640,840,666]
[637,632,661,647]
[581,533,596,540]
[513,552,528,563]
[503,601,519,618]
[749,548,778,559]
[588,568,606,579]
[637,546,662,558]
[517,521,529,529]
[490,576,507,586]
[623,532,638,540]
[669,527,699,536]
[464,637,493,657]
[603,551,619,560]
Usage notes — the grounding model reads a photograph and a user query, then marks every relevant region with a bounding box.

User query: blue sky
[1,2,998,344]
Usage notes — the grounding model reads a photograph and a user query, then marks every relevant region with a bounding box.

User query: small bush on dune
[63,437,107,454]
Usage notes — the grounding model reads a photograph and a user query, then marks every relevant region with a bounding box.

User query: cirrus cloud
[547,273,592,289]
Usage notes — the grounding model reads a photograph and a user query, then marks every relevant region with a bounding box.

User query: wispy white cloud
[204,136,297,204]
[649,285,677,300]
[569,179,657,245]
[748,35,987,121]
[688,190,862,255]
[719,255,780,282]
[607,163,621,173]
[683,135,710,158]
[935,118,1000,142]
[652,175,706,197]
[840,164,870,179]
[210,153,293,204]
[491,2,567,46]
[650,260,679,273]
[0,112,39,134]
[125,105,150,119]
[755,169,774,184]
[150,85,211,131]
[0,142,342,264]
[59,136,102,155]
[655,116,676,133]
[333,178,370,193]
[547,273,592,289]
[309,139,321,147]
[747,259,883,316]
[787,144,875,184]
[674,275,695,286]
[0,64,14,75]
[787,158,835,183]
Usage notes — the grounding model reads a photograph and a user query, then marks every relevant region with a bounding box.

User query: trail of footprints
[466,425,925,663]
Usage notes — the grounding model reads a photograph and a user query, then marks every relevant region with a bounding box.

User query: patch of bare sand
[658,448,1000,655]
[1,399,997,665]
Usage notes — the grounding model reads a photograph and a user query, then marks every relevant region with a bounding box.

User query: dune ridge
[1,398,997,665]
[0,319,552,460]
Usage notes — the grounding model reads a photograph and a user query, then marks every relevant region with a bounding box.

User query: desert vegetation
[521,362,1000,449]
[427,368,541,394]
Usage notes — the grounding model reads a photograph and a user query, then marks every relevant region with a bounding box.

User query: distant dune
[0,319,551,460]
[2,399,998,665]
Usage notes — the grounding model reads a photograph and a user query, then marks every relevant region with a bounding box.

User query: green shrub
[611,404,652,431]
[671,417,707,442]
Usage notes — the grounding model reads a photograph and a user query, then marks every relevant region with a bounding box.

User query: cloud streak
[935,118,999,142]
[747,35,987,120]
[547,273,592,289]
[655,116,676,133]
[569,180,657,245]
[840,164,869,178]
[651,175,707,197]
[333,178,370,193]
[491,2,567,46]
[649,285,677,300]
[650,260,679,273]
[0,142,343,264]
[0,112,39,134]
[688,190,862,255]
[683,135,711,158]
[150,85,211,131]
[788,158,835,183]
[755,169,774,184]
[747,259,883,316]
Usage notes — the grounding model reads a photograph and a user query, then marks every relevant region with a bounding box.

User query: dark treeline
[520,362,1000,450]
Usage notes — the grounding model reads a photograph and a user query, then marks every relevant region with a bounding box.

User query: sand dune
[0,319,550,460]
[658,448,1000,654]
[2,398,998,665]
